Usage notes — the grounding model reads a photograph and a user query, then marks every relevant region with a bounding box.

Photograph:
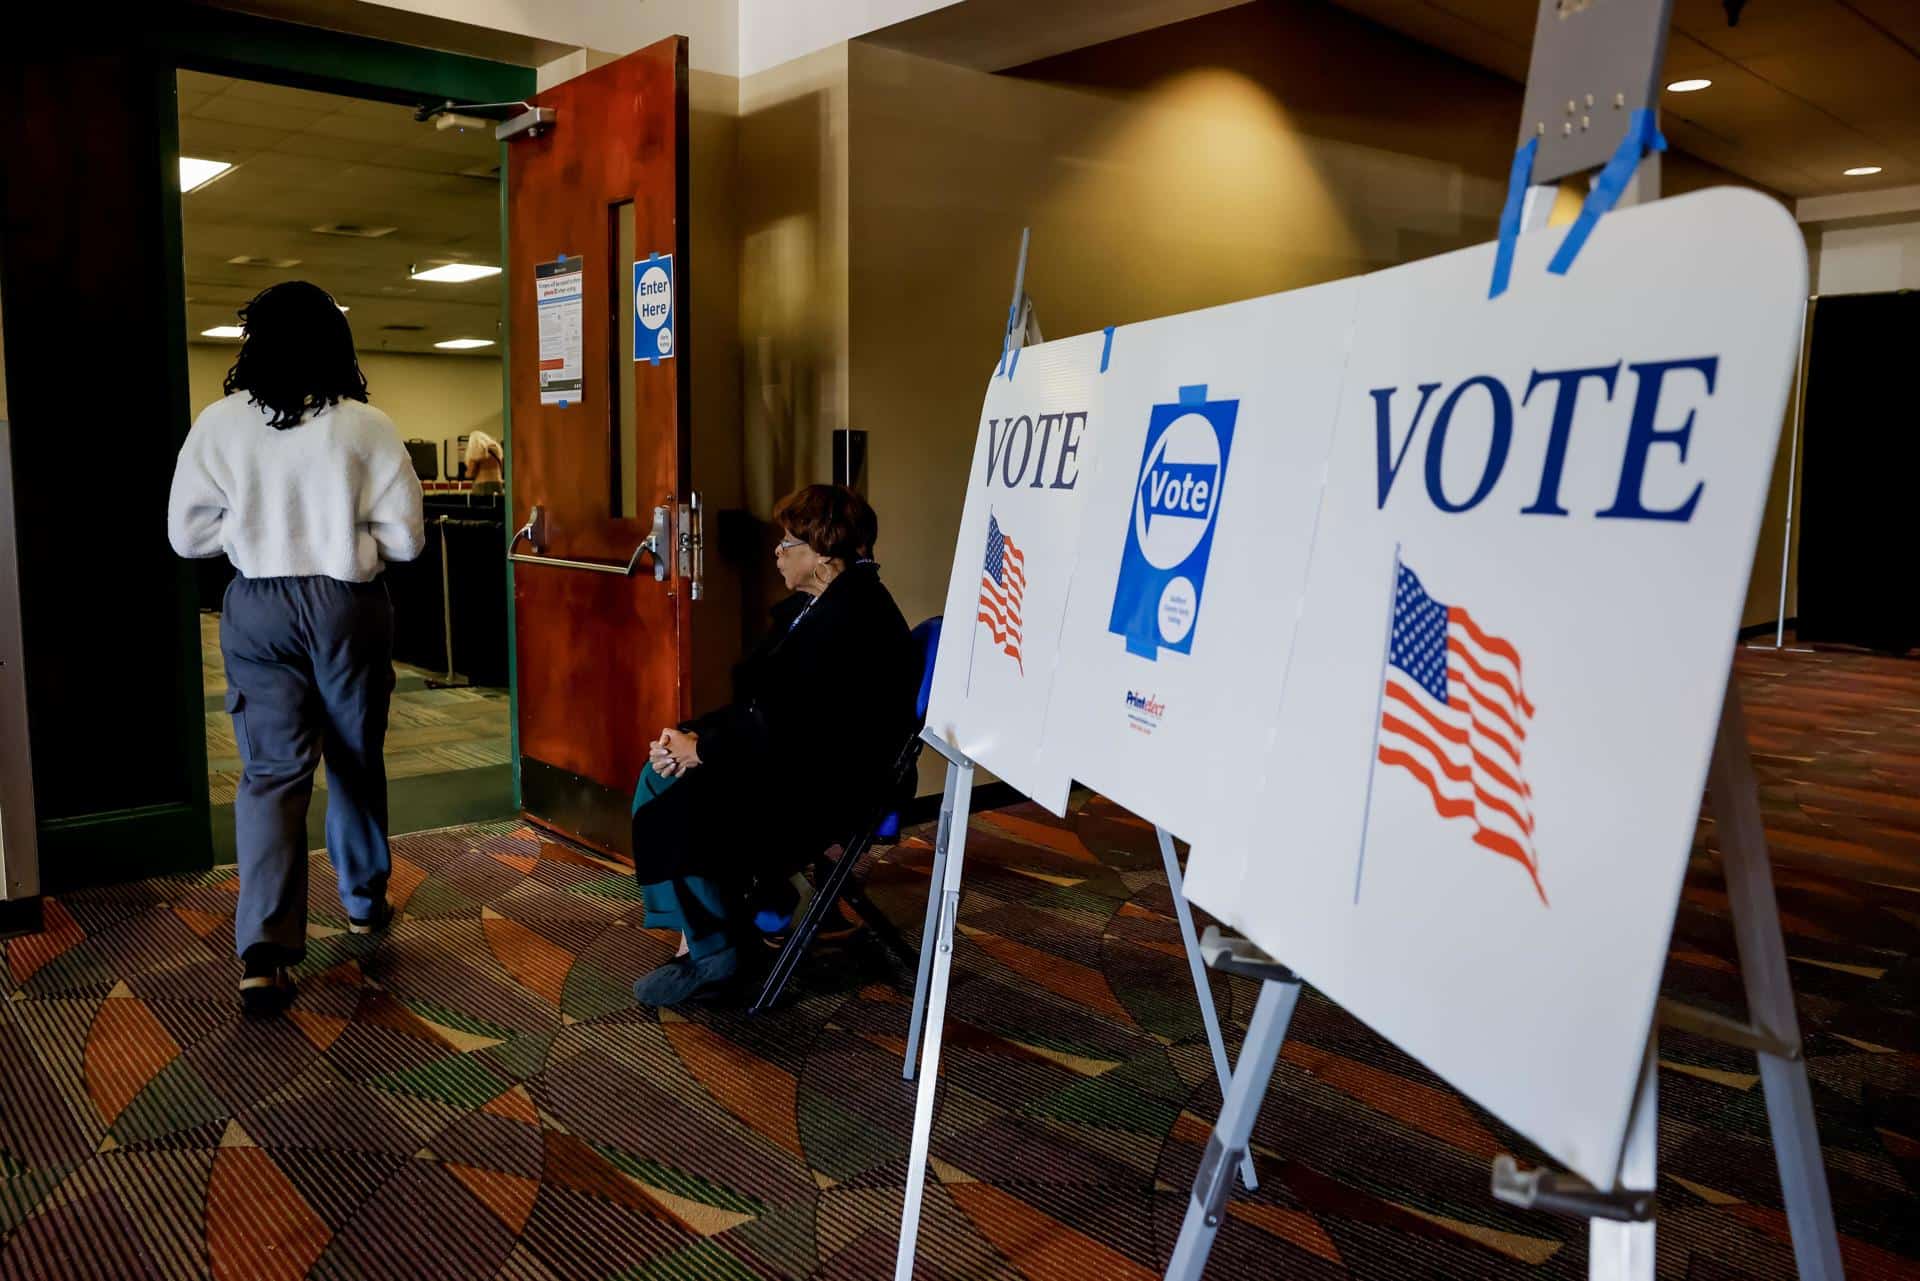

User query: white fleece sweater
[167,393,426,582]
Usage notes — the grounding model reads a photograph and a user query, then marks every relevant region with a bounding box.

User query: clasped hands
[650,727,702,778]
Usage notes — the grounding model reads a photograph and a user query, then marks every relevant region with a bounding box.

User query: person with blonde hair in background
[466,429,504,498]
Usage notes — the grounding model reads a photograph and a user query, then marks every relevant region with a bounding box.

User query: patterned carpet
[1,644,1916,1279]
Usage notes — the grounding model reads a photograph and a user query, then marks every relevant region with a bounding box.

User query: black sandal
[349,899,394,936]
[239,946,296,1019]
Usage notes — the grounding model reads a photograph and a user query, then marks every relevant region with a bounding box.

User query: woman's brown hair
[773,484,875,562]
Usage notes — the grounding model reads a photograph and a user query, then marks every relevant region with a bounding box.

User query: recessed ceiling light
[1843,165,1883,176]
[434,337,495,350]
[201,325,245,339]
[410,263,501,284]
[227,255,302,269]
[1666,79,1712,93]
[312,222,398,239]
[179,156,233,193]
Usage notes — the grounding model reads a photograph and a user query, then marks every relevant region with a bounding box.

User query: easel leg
[1708,687,1845,1280]
[894,760,974,1281]
[1164,975,1302,1281]
[1156,826,1258,1191]
[902,762,959,1080]
[1589,1036,1657,1280]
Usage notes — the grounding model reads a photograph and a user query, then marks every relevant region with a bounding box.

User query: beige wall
[186,343,502,472]
[1731,224,1820,633]
[358,0,953,76]
[844,4,1809,634]
[738,45,851,519]
[849,3,1522,627]
[687,68,750,711]
[700,44,856,688]
[1744,386,1804,634]
[1809,213,1920,295]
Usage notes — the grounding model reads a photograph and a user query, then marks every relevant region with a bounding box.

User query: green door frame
[147,8,533,870]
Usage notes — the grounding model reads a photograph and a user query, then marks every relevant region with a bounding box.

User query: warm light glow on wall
[1059,66,1365,302]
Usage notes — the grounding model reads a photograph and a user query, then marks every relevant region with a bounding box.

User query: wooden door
[506,37,692,856]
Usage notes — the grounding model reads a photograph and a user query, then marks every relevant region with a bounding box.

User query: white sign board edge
[1183,187,1808,1189]
[924,330,1109,814]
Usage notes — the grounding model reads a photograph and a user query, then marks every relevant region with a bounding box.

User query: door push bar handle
[507,504,670,580]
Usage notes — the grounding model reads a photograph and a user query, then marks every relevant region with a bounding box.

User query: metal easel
[892,231,1255,1281]
[1166,2,1844,1277]
[1747,296,1816,654]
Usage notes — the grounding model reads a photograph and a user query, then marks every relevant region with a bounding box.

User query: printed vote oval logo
[1132,412,1222,570]
[1109,386,1238,661]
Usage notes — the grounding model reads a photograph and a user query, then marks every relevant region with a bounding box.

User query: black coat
[632,561,917,885]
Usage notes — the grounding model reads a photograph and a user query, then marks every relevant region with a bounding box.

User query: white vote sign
[1040,281,1359,847]
[1182,188,1806,1187]
[925,331,1107,812]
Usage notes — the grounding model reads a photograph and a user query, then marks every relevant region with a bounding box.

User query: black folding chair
[749,617,941,1015]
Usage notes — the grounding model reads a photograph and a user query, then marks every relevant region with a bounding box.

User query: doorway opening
[175,69,516,860]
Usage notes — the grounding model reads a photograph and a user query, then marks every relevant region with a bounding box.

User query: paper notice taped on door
[536,255,584,406]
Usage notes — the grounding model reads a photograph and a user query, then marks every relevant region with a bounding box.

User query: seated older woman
[631,484,916,1006]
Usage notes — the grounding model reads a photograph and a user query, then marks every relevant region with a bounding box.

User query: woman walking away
[168,281,424,1018]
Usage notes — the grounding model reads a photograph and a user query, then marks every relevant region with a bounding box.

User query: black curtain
[386,507,509,687]
[1796,290,1920,652]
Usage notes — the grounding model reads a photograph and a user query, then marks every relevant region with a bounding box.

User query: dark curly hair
[772,484,876,562]
[222,281,369,429]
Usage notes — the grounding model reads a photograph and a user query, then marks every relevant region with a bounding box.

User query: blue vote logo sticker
[1108,385,1238,660]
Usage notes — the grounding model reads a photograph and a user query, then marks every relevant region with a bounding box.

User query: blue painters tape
[1100,325,1116,372]
[558,399,568,408]
[1488,136,1538,300]
[1549,108,1667,278]
[1178,384,1206,406]
[996,301,1021,377]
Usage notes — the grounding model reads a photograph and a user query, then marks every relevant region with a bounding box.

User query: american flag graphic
[977,514,1026,671]
[1375,559,1546,904]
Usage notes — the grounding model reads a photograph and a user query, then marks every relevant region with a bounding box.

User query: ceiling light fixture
[179,156,234,193]
[1666,79,1712,93]
[434,337,495,350]
[201,325,245,339]
[410,263,501,284]
[312,222,398,239]
[1843,166,1883,177]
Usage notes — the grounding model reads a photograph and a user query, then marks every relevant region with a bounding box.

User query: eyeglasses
[775,536,807,554]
